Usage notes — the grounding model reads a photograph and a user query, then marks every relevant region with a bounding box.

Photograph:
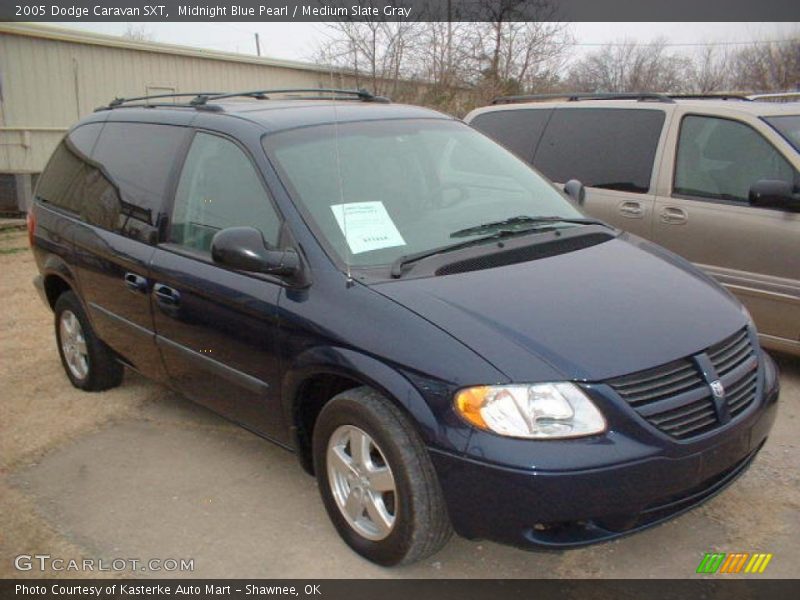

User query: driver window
[674,115,796,203]
[171,132,281,252]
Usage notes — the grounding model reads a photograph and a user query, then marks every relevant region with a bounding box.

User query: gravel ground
[1,229,798,579]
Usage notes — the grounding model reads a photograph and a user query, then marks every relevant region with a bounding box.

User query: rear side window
[534,108,666,193]
[674,115,797,203]
[470,108,553,161]
[90,123,188,243]
[35,124,103,213]
[170,132,282,253]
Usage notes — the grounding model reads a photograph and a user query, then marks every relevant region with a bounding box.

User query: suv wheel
[312,387,452,565]
[54,291,123,391]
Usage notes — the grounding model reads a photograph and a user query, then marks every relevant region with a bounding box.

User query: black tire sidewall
[54,292,94,389]
[313,394,422,566]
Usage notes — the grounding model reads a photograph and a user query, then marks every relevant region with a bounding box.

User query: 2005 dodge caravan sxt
[29,89,779,566]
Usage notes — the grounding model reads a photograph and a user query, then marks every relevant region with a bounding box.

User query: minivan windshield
[264,119,583,268]
[764,115,800,153]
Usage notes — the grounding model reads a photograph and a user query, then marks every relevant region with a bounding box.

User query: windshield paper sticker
[330,201,406,254]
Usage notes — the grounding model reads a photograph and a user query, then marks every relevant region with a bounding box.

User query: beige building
[0,23,358,212]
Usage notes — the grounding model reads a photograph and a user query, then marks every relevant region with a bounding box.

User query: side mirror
[211,226,300,277]
[564,179,586,205]
[749,179,800,211]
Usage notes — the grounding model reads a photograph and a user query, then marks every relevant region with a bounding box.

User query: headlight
[454,383,606,439]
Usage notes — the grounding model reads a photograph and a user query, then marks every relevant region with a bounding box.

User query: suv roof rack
[96,88,390,112]
[669,93,752,101]
[491,92,675,105]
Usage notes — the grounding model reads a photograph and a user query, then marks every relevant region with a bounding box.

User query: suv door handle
[124,272,148,293]
[618,201,644,218]
[660,206,688,225]
[153,283,181,306]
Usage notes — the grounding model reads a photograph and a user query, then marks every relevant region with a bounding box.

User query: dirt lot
[1,228,798,579]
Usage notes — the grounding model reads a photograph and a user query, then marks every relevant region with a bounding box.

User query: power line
[568,38,800,47]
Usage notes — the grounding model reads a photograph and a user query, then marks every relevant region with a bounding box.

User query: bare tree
[311,0,572,114]
[567,38,693,93]
[731,34,800,92]
[458,1,571,100]
[687,46,731,93]
[314,13,422,98]
[122,24,154,42]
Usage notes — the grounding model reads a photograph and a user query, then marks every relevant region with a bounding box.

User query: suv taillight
[26,211,36,247]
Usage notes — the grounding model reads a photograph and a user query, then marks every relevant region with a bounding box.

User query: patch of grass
[0,247,28,255]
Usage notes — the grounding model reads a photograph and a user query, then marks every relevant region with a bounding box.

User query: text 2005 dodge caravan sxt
[29,90,779,565]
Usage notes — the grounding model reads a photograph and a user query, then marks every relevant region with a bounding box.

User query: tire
[54,291,123,391]
[312,386,452,566]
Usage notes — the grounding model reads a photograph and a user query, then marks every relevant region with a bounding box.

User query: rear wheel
[312,387,452,565]
[54,291,123,391]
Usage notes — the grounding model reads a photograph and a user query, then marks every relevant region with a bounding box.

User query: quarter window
[90,123,188,243]
[35,124,103,214]
[170,132,281,253]
[533,108,666,193]
[674,115,797,203]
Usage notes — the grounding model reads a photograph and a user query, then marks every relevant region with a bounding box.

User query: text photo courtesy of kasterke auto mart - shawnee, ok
[0,0,799,597]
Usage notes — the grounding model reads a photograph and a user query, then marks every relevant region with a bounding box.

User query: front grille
[607,328,758,440]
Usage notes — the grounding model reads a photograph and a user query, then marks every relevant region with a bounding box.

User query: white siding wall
[0,24,354,174]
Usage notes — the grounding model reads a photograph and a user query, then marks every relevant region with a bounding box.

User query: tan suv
[466,94,800,356]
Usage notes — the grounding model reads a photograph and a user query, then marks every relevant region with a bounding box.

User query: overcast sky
[53,22,798,64]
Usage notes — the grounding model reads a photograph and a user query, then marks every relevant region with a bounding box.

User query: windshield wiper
[449,215,608,239]
[390,234,514,279]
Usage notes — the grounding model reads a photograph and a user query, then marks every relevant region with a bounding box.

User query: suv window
[674,115,797,203]
[91,122,188,243]
[170,132,281,253]
[534,108,666,193]
[35,124,103,214]
[470,108,553,161]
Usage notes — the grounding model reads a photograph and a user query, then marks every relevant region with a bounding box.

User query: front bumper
[430,354,779,549]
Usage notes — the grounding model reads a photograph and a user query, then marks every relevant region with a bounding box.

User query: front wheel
[312,387,452,566]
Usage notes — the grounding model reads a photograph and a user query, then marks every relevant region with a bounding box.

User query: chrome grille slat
[667,415,719,438]
[709,331,751,375]
[611,360,694,389]
[649,399,713,426]
[615,368,702,397]
[655,405,716,431]
[607,327,757,440]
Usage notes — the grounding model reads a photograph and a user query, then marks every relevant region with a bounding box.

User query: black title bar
[2,0,800,22]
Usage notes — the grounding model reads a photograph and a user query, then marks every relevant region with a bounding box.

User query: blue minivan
[30,90,779,565]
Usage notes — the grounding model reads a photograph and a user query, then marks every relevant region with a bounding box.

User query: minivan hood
[372,235,747,382]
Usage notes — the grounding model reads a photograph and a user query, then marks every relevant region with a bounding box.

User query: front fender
[282,346,472,456]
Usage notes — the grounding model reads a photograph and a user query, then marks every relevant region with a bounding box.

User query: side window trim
[165,128,286,252]
[670,112,797,208]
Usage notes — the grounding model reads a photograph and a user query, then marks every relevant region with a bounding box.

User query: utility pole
[255,33,261,57]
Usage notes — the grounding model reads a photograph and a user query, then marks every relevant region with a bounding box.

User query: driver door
[149,130,288,442]
[652,112,800,349]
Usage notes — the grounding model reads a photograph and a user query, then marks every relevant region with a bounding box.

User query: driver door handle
[660,206,688,225]
[153,283,181,306]
[124,272,147,293]
[618,201,644,218]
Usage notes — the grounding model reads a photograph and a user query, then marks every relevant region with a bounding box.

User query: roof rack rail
[669,93,752,101]
[97,92,223,111]
[190,88,390,105]
[491,92,675,105]
[748,92,800,102]
[96,88,390,112]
